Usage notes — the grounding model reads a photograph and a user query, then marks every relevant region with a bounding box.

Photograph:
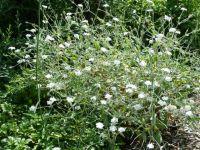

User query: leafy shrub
[1,2,200,149]
[0,1,200,149]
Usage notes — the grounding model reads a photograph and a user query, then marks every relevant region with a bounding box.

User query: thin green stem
[36,0,41,109]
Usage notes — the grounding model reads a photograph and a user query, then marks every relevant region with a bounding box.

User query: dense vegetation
[0,0,200,149]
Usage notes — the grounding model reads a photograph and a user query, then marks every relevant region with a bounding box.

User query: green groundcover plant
[1,1,200,150]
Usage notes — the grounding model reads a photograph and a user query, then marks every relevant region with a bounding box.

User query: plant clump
[1,1,200,149]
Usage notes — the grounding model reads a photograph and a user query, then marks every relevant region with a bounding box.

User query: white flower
[64,42,70,47]
[147,143,154,149]
[181,7,187,11]
[113,17,119,22]
[106,22,112,27]
[126,84,137,90]
[118,127,126,133]
[181,105,192,114]
[161,96,169,101]
[186,84,191,89]
[54,82,64,90]
[89,58,94,62]
[161,68,171,73]
[67,97,74,103]
[111,87,117,91]
[102,61,110,66]
[149,48,154,54]
[164,15,172,21]
[96,122,104,129]
[14,49,21,53]
[31,76,36,80]
[138,92,146,99]
[45,74,52,79]
[41,55,48,59]
[101,100,107,105]
[105,37,112,41]
[155,34,164,41]
[67,12,72,16]
[95,83,101,88]
[133,104,143,110]
[100,47,108,52]
[162,96,169,101]
[90,96,97,101]
[42,5,48,9]
[45,35,55,42]
[59,44,65,49]
[165,76,172,82]
[42,20,48,24]
[189,99,195,104]
[49,97,57,102]
[114,60,121,66]
[30,29,36,33]
[46,82,55,88]
[185,111,193,117]
[123,32,129,36]
[146,9,153,12]
[74,34,79,39]
[17,59,25,64]
[109,125,117,132]
[64,65,71,70]
[65,16,71,20]
[139,60,147,67]
[169,28,177,33]
[29,105,36,112]
[153,81,160,87]
[63,74,68,78]
[103,4,109,7]
[8,46,15,50]
[83,32,90,36]
[125,84,137,94]
[125,88,134,94]
[144,80,152,86]
[84,66,91,71]
[194,87,200,91]
[75,106,81,110]
[74,70,82,76]
[26,34,31,38]
[111,117,118,124]
[105,93,112,100]
[78,4,83,7]
[25,54,30,59]
[157,34,164,39]
[184,105,191,111]
[47,97,57,105]
[158,100,167,106]
[175,30,181,34]
[82,24,88,29]
[164,104,177,111]
[52,147,61,150]
[149,39,154,44]
[165,51,172,56]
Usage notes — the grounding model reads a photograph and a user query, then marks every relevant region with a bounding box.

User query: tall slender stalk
[36,0,41,108]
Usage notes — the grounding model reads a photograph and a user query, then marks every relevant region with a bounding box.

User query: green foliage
[1,1,200,149]
[106,0,200,50]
